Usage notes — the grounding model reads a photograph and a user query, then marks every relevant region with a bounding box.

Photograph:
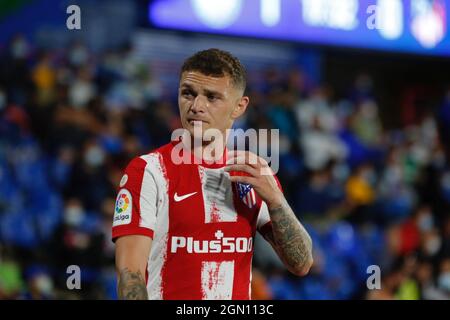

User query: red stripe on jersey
[158,144,209,299]
[112,226,154,242]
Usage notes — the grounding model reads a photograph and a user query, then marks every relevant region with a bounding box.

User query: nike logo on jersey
[174,192,198,202]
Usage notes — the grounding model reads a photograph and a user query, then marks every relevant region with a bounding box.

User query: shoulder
[125,142,173,173]
[122,142,177,189]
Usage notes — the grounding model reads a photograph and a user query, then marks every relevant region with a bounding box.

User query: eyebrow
[180,84,224,98]
[204,89,223,98]
[180,84,194,91]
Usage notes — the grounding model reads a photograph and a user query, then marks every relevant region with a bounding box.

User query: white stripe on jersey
[256,200,271,231]
[140,153,169,300]
[201,261,234,300]
[199,167,237,223]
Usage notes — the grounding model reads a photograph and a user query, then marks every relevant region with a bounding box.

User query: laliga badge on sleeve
[113,189,132,226]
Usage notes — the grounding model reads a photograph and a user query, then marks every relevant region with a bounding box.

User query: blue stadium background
[0,0,450,300]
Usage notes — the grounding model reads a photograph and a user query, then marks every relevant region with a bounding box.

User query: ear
[231,96,249,120]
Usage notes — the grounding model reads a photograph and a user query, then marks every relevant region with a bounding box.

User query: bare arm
[115,235,152,300]
[264,198,313,276]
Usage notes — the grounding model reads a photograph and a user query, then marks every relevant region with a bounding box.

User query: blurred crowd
[0,34,449,300]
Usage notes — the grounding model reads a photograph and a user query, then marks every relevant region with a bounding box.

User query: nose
[191,95,207,114]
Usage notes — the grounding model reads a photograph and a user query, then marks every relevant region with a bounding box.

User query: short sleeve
[112,157,157,242]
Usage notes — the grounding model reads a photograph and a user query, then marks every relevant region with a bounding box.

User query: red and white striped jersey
[112,141,280,300]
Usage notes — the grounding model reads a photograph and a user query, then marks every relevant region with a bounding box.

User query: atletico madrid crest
[236,182,256,209]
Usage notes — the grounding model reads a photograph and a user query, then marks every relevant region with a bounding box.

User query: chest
[163,165,260,238]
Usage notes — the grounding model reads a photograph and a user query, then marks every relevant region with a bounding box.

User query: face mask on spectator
[64,206,84,227]
[360,101,377,119]
[11,38,28,59]
[418,212,434,232]
[438,272,450,292]
[84,145,105,167]
[34,274,54,295]
[69,82,93,109]
[362,169,376,185]
[333,163,350,182]
[424,236,441,256]
[70,46,88,66]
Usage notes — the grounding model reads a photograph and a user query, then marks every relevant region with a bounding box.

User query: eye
[181,89,195,98]
[207,95,218,102]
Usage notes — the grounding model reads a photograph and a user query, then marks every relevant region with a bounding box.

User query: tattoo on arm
[267,198,313,274]
[118,268,148,300]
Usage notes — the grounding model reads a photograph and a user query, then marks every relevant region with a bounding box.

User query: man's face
[178,71,248,139]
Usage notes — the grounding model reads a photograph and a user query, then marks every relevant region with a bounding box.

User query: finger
[226,162,273,177]
[259,165,274,176]
[224,164,258,177]
[228,175,256,185]
[227,150,257,159]
[226,151,260,166]
[259,156,269,167]
[226,156,259,168]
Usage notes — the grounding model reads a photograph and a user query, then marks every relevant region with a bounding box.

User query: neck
[176,128,228,164]
[190,135,227,162]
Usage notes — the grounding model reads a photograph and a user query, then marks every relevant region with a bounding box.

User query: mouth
[187,118,208,126]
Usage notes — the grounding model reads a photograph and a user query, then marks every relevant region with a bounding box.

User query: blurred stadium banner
[149,0,450,57]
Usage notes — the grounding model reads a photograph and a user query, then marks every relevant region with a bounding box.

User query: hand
[224,150,284,210]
